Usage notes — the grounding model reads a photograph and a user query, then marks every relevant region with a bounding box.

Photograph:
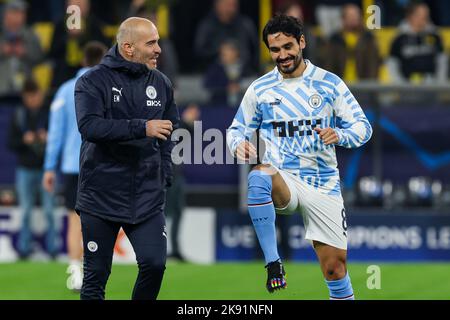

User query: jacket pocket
[84,162,132,192]
[135,159,163,194]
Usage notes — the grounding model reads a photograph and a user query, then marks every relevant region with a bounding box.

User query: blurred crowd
[0,0,449,104]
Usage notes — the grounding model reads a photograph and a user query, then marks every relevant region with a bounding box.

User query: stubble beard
[277,51,303,75]
[134,50,157,69]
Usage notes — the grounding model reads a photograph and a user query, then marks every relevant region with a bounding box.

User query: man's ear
[299,35,306,50]
[122,42,134,58]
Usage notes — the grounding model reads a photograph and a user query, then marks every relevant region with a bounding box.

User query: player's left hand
[314,127,338,145]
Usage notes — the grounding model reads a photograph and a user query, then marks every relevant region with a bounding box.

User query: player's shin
[247,170,280,264]
[325,272,355,300]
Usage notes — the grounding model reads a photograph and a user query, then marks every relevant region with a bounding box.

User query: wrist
[334,128,343,145]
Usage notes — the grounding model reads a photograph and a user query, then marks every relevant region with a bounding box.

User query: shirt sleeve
[333,79,373,149]
[226,85,262,156]
[44,86,66,171]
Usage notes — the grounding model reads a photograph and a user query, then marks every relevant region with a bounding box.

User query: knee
[87,264,110,278]
[248,169,272,196]
[138,255,166,273]
[83,260,111,283]
[323,258,347,280]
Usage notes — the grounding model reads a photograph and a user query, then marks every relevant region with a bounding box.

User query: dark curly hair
[262,14,304,48]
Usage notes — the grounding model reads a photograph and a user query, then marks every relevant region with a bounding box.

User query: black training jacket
[74,45,179,224]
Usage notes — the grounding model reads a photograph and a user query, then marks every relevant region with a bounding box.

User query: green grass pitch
[0,261,449,300]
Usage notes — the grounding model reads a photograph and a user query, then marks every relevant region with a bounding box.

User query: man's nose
[279,49,288,60]
[155,43,162,54]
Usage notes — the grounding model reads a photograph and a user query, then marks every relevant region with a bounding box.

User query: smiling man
[74,17,179,300]
[227,14,372,299]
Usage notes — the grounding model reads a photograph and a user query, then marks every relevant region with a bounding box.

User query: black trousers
[165,173,185,256]
[80,212,167,300]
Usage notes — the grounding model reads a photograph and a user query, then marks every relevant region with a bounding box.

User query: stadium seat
[32,22,55,53]
[31,23,55,92]
[440,27,450,52]
[32,63,53,93]
[103,25,119,44]
[373,27,397,59]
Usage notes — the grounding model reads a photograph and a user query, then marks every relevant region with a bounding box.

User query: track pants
[80,212,167,300]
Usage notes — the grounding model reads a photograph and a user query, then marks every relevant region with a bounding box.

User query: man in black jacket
[75,17,179,300]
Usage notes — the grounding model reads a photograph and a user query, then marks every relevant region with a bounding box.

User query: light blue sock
[325,272,355,300]
[247,170,280,265]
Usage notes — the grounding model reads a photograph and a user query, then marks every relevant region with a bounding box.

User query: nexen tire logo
[147,100,161,107]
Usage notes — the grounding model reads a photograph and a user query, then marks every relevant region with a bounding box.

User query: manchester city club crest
[308,93,323,109]
[146,85,157,99]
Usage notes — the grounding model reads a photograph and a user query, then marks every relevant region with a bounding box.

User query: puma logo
[112,87,123,96]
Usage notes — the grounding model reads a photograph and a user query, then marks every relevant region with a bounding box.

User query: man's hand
[146,120,173,140]
[37,129,47,142]
[43,171,56,193]
[236,141,257,161]
[314,127,339,145]
[181,103,200,125]
[13,42,26,57]
[23,131,36,145]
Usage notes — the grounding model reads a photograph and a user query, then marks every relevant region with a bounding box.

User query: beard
[276,51,303,75]
[134,50,158,69]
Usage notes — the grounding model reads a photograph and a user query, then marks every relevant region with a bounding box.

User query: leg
[165,173,184,259]
[247,164,290,264]
[64,174,83,291]
[64,174,83,262]
[247,165,291,292]
[313,241,354,300]
[276,214,292,261]
[66,211,84,291]
[80,212,120,300]
[293,177,353,299]
[123,213,166,300]
[67,211,83,261]
[39,175,57,256]
[16,167,37,257]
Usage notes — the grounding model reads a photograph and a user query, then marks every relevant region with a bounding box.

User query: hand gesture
[37,129,47,142]
[23,131,35,145]
[42,171,56,193]
[146,120,173,140]
[236,140,257,161]
[314,127,338,145]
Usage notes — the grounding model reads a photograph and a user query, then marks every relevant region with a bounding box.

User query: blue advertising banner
[216,210,450,262]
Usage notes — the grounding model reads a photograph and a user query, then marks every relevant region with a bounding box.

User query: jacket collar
[100,44,149,76]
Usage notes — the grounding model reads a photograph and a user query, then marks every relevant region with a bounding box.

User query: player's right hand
[146,120,173,140]
[236,141,257,161]
[43,171,56,193]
